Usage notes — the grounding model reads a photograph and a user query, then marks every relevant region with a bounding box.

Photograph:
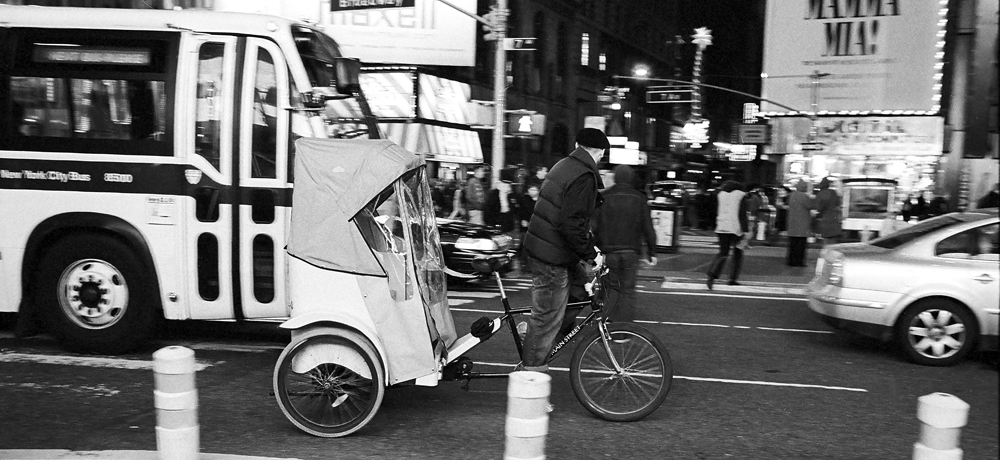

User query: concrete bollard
[504,371,551,460]
[153,346,199,460]
[913,392,969,460]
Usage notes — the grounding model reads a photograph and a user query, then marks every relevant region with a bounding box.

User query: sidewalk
[639,228,822,286]
[506,229,822,288]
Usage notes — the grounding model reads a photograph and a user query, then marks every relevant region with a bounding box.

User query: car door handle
[974,274,995,283]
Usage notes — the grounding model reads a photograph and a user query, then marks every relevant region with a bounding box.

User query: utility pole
[436,0,507,188]
[491,0,507,188]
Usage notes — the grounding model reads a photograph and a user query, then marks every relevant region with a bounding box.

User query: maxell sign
[761,1,945,115]
[324,0,476,67]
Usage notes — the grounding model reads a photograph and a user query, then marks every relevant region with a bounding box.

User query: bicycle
[442,253,673,422]
[273,253,673,437]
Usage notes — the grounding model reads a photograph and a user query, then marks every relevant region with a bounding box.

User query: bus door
[236,38,291,319]
[182,34,239,320]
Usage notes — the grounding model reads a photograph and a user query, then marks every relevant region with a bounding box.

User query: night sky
[675,0,766,135]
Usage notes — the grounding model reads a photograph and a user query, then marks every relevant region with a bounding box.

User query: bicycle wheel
[569,323,672,422]
[273,329,385,437]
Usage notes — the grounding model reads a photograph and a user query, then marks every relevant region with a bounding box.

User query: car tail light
[828,257,844,286]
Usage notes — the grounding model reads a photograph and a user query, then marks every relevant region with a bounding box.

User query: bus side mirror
[335,57,361,95]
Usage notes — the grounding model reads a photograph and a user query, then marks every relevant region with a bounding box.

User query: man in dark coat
[592,165,657,322]
[519,128,609,373]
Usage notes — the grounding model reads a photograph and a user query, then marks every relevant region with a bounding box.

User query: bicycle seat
[471,254,511,274]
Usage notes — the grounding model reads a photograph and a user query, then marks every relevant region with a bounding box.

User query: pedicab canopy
[287,138,424,277]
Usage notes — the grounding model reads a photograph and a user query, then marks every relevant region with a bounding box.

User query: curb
[0,450,300,460]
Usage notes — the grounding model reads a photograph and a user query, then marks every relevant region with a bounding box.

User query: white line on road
[0,352,215,371]
[635,319,832,334]
[638,289,806,302]
[0,382,121,396]
[472,361,866,392]
[448,292,499,299]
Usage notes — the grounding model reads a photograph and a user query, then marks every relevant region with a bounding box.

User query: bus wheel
[36,235,157,354]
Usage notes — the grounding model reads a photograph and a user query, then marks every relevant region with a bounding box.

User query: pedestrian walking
[485,169,518,233]
[774,185,790,234]
[705,180,748,289]
[464,165,487,225]
[786,180,815,267]
[519,128,609,373]
[915,193,928,220]
[814,177,842,245]
[901,194,914,222]
[592,165,657,321]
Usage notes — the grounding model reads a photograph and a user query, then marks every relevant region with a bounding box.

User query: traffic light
[506,113,546,136]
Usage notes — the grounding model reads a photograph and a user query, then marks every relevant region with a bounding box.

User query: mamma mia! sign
[761,1,946,115]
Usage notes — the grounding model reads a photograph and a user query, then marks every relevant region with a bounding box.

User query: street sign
[504,38,536,51]
[800,141,826,151]
[737,123,770,144]
[646,89,692,104]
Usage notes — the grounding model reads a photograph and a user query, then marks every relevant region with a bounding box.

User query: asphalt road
[1,276,997,459]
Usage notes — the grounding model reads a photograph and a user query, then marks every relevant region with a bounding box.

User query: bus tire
[35,234,157,354]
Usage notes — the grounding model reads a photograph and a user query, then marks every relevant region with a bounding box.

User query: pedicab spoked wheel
[569,323,672,422]
[274,329,385,437]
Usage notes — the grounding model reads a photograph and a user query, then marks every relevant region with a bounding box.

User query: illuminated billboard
[760,1,947,116]
[324,0,477,67]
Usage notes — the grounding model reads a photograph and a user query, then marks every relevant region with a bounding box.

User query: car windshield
[870,213,984,249]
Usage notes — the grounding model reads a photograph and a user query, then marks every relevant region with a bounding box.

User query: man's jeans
[604,251,639,322]
[521,257,587,372]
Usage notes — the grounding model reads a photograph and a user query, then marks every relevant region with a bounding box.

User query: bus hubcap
[59,259,129,329]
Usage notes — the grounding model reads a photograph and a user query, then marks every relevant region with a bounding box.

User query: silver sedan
[808,210,999,366]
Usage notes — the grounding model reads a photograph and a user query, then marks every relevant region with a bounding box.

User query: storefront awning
[380,122,483,164]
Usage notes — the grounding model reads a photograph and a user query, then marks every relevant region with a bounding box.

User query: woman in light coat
[786,180,815,267]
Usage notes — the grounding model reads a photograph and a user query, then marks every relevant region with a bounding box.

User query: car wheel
[896,300,978,367]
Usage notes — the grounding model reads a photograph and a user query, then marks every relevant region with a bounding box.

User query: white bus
[0,5,377,353]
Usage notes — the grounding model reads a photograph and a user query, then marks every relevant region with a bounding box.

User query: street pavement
[0,228,833,460]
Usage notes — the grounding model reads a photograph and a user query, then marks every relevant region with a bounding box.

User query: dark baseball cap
[575,128,610,150]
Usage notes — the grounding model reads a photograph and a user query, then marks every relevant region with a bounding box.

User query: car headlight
[455,237,500,251]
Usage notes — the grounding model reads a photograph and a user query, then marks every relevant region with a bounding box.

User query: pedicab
[274,137,672,437]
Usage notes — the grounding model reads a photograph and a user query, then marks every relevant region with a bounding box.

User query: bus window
[195,43,227,171]
[251,49,278,179]
[10,77,166,141]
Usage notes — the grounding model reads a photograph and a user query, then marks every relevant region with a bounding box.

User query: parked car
[436,218,514,282]
[807,210,999,366]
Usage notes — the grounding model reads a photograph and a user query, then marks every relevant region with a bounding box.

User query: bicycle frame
[443,265,625,380]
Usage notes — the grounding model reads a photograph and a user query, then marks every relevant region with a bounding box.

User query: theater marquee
[760,0,948,116]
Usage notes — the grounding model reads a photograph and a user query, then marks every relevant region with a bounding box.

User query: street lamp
[632,64,650,79]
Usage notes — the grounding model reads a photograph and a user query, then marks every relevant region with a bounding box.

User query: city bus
[0,5,377,353]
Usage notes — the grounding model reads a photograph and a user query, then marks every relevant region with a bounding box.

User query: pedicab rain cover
[287,138,423,276]
[286,138,457,371]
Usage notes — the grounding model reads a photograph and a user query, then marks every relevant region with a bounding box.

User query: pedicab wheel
[569,323,672,422]
[274,329,385,437]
